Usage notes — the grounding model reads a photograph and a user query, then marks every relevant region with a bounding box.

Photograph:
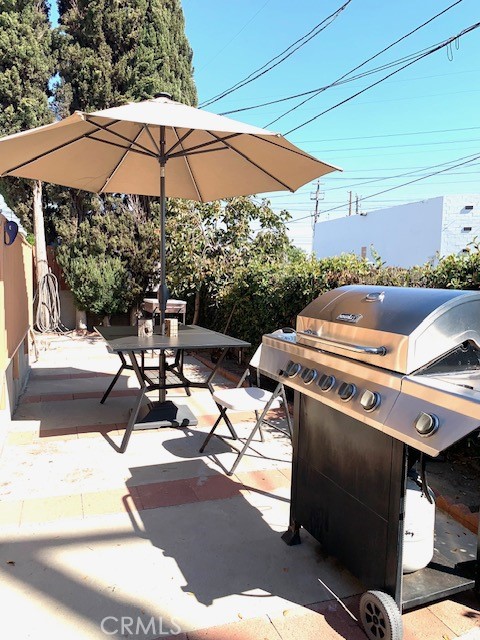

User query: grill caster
[359,590,403,640]
[281,522,301,546]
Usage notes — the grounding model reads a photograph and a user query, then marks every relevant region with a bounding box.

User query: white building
[313,195,480,268]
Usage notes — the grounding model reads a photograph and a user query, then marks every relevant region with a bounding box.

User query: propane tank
[402,475,435,573]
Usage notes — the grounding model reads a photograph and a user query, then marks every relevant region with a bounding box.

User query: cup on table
[165,318,178,337]
[138,318,153,338]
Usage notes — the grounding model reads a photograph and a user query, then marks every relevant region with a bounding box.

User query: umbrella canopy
[0,93,340,327]
[0,94,340,200]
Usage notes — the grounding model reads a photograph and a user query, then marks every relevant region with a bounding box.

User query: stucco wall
[0,213,33,430]
[440,195,480,256]
[313,197,444,268]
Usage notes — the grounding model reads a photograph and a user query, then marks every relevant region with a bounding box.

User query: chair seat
[212,386,282,412]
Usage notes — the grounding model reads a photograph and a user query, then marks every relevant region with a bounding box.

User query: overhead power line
[285,20,480,135]
[195,0,272,74]
[265,0,464,128]
[220,0,464,119]
[199,0,352,108]
[312,136,480,154]
[293,124,480,145]
[286,152,480,223]
[222,45,436,117]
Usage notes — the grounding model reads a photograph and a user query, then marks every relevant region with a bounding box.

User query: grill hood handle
[298,331,387,356]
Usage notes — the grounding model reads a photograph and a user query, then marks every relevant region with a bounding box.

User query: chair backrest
[247,344,263,387]
[249,344,263,369]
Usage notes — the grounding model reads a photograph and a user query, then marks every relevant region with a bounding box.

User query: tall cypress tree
[53,0,197,324]
[0,0,54,285]
[55,0,197,111]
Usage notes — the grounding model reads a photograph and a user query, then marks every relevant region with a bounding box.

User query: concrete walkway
[0,333,478,639]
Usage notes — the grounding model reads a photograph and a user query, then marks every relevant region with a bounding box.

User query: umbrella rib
[166,129,195,156]
[1,127,103,176]
[167,133,242,159]
[86,134,154,158]
[98,125,147,193]
[207,131,296,192]
[170,127,203,201]
[85,116,158,158]
[168,147,229,160]
[253,133,335,164]
[144,126,160,155]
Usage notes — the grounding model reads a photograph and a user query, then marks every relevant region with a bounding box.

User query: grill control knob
[414,412,439,437]
[318,374,335,392]
[281,361,293,377]
[360,389,381,412]
[338,382,356,402]
[302,368,318,385]
[286,362,302,378]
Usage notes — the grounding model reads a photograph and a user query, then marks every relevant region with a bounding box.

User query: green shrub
[198,245,480,353]
[66,254,128,316]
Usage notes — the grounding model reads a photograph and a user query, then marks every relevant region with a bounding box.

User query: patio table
[95,324,249,452]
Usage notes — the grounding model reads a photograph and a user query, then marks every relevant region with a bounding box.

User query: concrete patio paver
[0,333,478,639]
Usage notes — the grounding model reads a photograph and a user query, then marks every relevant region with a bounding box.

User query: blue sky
[49,1,480,251]
[181,0,480,251]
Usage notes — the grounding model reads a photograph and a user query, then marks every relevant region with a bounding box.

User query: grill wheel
[359,590,403,640]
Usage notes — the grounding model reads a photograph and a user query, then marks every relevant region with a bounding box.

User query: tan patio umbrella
[0,93,340,328]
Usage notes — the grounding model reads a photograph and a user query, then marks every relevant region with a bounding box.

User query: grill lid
[296,285,480,374]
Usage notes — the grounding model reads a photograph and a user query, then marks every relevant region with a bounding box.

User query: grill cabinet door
[290,394,406,602]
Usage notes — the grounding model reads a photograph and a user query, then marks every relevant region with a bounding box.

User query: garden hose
[34,271,71,333]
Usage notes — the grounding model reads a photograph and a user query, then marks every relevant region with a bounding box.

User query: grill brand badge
[336,312,363,324]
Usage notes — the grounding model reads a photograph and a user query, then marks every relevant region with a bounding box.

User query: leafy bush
[198,245,480,354]
[65,254,128,316]
[206,253,381,349]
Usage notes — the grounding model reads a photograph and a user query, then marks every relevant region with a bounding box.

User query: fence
[0,213,33,417]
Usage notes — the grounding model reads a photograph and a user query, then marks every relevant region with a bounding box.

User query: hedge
[192,247,480,354]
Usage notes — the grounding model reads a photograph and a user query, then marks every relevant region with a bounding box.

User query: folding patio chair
[199,344,292,476]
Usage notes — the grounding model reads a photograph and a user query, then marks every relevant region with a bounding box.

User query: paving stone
[187,616,281,640]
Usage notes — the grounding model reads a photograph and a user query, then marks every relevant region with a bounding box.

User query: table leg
[205,347,228,392]
[119,351,147,453]
[100,352,128,404]
[159,350,166,403]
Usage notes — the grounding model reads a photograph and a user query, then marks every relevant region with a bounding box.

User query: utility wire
[294,124,480,144]
[285,21,480,135]
[220,0,464,119]
[222,46,434,116]
[265,0,464,128]
[324,166,480,192]
[287,153,480,223]
[195,0,272,74]
[199,0,352,108]
[310,136,480,154]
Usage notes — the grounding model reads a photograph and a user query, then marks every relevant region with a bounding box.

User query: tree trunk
[192,289,201,325]
[33,180,48,286]
[130,308,138,326]
[76,308,87,331]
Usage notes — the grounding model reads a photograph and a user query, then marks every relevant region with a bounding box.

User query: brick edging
[435,494,479,534]
[192,352,246,386]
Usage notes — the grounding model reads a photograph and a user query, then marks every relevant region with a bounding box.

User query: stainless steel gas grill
[259,285,480,640]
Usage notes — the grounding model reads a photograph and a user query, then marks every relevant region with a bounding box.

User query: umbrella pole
[159,126,167,403]
[159,125,167,335]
